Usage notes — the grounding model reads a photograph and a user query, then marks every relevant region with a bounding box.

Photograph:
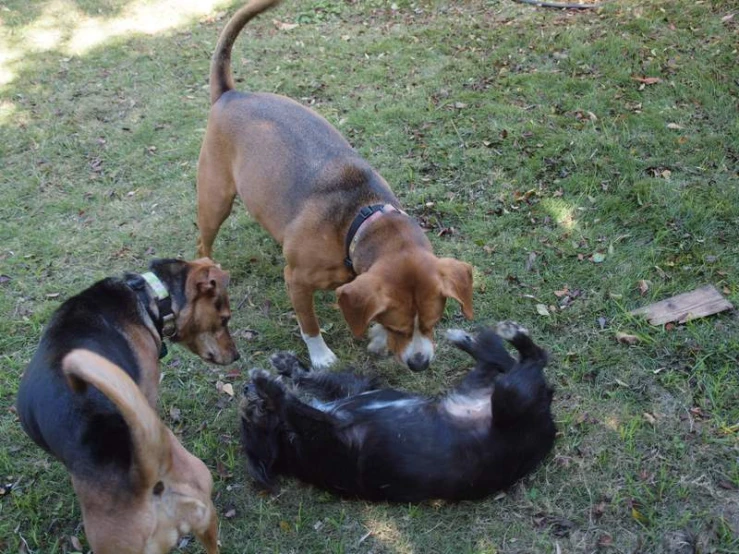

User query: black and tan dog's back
[16,258,237,553]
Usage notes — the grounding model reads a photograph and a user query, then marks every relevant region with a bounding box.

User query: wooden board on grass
[631,285,733,326]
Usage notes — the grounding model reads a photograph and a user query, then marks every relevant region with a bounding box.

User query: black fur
[16,260,191,482]
[239,323,556,502]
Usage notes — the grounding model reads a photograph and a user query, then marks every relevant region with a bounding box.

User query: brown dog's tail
[62,349,167,488]
[210,0,283,105]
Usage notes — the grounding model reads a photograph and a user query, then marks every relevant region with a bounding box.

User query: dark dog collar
[125,272,176,358]
[344,204,407,272]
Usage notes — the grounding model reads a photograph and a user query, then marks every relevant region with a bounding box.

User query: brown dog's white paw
[301,332,338,369]
[495,321,529,341]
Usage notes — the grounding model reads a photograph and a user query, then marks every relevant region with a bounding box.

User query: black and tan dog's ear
[337,274,389,337]
[438,258,474,319]
[192,262,230,295]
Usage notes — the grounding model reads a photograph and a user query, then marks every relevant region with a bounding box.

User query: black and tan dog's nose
[407,353,430,372]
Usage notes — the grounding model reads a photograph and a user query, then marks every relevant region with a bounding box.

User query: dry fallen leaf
[273,19,299,31]
[638,279,649,296]
[279,520,292,533]
[222,383,235,397]
[632,76,662,85]
[70,536,83,551]
[616,332,640,345]
[631,506,649,524]
[536,304,551,317]
[666,122,683,130]
[643,412,657,425]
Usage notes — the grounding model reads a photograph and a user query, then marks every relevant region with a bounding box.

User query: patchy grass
[1,0,738,552]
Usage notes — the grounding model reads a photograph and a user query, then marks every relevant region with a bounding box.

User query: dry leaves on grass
[615,331,641,345]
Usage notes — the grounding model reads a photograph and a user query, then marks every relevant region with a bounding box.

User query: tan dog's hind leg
[284,265,338,369]
[196,147,236,258]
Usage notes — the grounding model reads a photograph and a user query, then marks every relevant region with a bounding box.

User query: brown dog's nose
[232,350,241,362]
[407,353,429,372]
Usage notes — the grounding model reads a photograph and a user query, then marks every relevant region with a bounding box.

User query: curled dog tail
[62,349,167,489]
[210,0,283,105]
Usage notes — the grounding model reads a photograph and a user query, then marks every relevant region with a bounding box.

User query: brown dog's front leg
[284,266,338,369]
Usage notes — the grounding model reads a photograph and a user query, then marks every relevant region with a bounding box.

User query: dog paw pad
[495,321,529,340]
[269,351,306,376]
[445,328,473,345]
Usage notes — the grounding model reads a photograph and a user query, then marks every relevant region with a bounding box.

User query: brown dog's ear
[336,274,389,337]
[193,264,230,295]
[438,258,474,320]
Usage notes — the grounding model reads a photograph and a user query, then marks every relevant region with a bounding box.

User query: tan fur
[176,258,238,365]
[196,0,473,368]
[63,350,218,554]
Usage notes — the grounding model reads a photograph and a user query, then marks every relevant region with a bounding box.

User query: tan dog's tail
[62,349,167,488]
[210,0,283,105]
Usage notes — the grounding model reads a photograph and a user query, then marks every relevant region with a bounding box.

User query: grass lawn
[1,0,738,552]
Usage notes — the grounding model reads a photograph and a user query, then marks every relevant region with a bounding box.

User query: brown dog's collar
[344,204,407,272]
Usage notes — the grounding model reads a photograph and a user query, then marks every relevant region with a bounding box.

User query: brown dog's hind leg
[196,150,236,258]
[284,265,338,369]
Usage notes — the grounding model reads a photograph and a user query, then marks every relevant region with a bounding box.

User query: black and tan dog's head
[150,257,239,365]
[337,253,473,371]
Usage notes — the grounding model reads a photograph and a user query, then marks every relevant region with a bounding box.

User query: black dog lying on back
[240,322,555,502]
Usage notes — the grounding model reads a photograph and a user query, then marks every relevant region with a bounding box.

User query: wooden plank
[631,285,734,326]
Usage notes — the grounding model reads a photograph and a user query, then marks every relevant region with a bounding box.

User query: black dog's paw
[446,328,474,349]
[241,369,287,416]
[495,321,529,341]
[269,351,309,379]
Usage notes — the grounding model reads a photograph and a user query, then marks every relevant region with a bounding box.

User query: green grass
[1,0,738,552]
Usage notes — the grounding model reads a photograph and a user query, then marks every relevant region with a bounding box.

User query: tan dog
[63,349,218,554]
[196,0,473,370]
[16,258,236,552]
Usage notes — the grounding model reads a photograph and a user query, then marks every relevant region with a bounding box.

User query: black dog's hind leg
[491,323,552,429]
[270,351,377,401]
[446,327,517,394]
[495,321,548,364]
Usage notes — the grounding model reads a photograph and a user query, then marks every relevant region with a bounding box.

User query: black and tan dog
[16,258,238,553]
[196,0,473,371]
[239,322,556,502]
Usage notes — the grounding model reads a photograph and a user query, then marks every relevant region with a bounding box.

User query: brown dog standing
[196,0,473,370]
[16,258,237,553]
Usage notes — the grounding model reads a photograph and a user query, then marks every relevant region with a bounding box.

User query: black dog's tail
[210,0,283,105]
